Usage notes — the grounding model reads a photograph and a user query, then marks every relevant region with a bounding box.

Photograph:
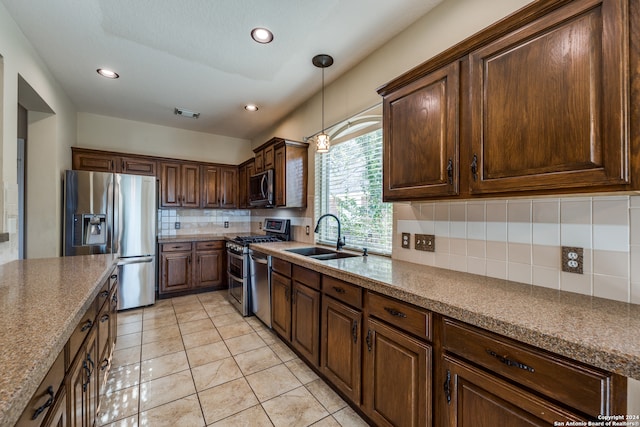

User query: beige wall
[0,2,77,262]
[77,113,253,165]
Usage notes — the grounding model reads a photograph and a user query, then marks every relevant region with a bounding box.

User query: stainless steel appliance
[226,218,290,320]
[249,250,271,327]
[63,170,157,310]
[249,169,274,207]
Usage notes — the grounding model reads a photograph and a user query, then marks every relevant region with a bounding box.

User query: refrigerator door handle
[117,256,155,266]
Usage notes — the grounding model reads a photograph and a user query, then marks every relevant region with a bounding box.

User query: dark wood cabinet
[201,165,237,209]
[291,281,321,366]
[441,355,586,426]
[252,138,309,208]
[159,162,200,208]
[159,240,225,297]
[68,327,98,427]
[72,147,156,176]
[468,0,628,194]
[271,270,292,341]
[120,156,156,176]
[42,389,66,427]
[237,159,254,209]
[377,0,636,200]
[321,296,362,403]
[362,317,432,427]
[16,350,65,426]
[382,61,459,201]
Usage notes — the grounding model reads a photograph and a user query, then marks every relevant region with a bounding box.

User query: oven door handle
[250,255,268,265]
[227,251,245,261]
[227,273,244,283]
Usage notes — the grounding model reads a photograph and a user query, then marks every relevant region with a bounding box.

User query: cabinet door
[181,163,200,207]
[245,162,255,208]
[160,251,191,294]
[194,250,223,288]
[201,166,220,208]
[42,388,66,427]
[442,355,586,427]
[274,146,286,206]
[255,150,264,172]
[121,156,157,176]
[109,286,118,355]
[468,0,628,194]
[383,62,459,201]
[238,164,247,209]
[72,150,118,173]
[321,296,361,403]
[271,271,292,341]
[291,282,320,366]
[160,162,181,207]
[362,317,431,427]
[219,167,238,208]
[68,349,86,427]
[85,329,99,427]
[263,145,274,170]
[97,301,110,382]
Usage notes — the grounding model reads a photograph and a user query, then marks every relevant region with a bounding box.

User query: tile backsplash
[393,195,640,304]
[157,209,251,236]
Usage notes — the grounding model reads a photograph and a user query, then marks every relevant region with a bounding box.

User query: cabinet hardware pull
[333,286,346,294]
[100,290,109,298]
[188,255,191,264]
[471,154,478,182]
[447,158,453,185]
[110,274,117,280]
[31,385,54,420]
[384,307,407,318]
[444,369,451,405]
[366,329,372,352]
[100,359,109,371]
[82,361,91,391]
[87,353,95,373]
[100,314,109,323]
[352,320,358,344]
[172,245,181,249]
[112,294,118,304]
[80,319,93,332]
[486,349,535,373]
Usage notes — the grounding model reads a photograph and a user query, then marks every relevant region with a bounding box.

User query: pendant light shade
[313,54,333,153]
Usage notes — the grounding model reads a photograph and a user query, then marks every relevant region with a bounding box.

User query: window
[314,125,392,255]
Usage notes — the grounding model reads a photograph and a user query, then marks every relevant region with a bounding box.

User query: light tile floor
[99,291,370,427]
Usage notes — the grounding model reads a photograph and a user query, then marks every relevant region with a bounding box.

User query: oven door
[227,250,250,316]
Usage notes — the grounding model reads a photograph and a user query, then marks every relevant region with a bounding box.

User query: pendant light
[313,54,333,153]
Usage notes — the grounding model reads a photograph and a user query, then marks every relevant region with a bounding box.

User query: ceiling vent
[174,108,200,119]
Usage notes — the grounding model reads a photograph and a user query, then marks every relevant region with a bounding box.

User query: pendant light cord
[321,67,325,134]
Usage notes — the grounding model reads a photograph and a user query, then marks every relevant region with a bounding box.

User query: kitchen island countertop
[251,241,640,381]
[0,254,117,426]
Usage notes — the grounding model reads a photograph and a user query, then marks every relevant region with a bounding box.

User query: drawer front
[108,268,118,290]
[366,291,431,340]
[17,349,64,426]
[443,319,613,416]
[272,257,291,277]
[161,242,192,252]
[196,240,224,251]
[96,279,110,310]
[68,301,97,363]
[322,276,362,309]
[292,265,320,290]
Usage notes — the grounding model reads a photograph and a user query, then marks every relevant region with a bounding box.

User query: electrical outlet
[401,233,410,249]
[224,221,229,228]
[258,222,262,229]
[561,246,583,274]
[174,221,180,230]
[415,234,435,252]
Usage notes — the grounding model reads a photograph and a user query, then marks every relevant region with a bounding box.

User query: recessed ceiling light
[251,27,273,44]
[244,104,259,112]
[96,68,119,79]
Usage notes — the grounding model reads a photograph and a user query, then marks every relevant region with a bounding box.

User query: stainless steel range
[226,218,291,318]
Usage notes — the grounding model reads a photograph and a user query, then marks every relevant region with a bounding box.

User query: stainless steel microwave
[249,169,274,207]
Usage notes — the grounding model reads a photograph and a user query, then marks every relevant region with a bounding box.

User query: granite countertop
[251,241,640,381]
[0,254,117,426]
[157,234,229,244]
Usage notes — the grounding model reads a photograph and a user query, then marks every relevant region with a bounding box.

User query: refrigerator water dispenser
[73,214,107,246]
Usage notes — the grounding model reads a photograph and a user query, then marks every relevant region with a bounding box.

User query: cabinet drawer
[292,265,320,290]
[96,279,110,310]
[272,257,291,277]
[17,350,64,426]
[196,240,224,251]
[442,319,615,416]
[161,242,192,252]
[108,268,118,290]
[68,301,97,364]
[322,276,362,309]
[366,291,431,340]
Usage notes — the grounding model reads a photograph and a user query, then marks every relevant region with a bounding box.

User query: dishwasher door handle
[250,256,269,265]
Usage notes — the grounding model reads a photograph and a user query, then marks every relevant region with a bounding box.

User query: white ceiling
[2,0,443,140]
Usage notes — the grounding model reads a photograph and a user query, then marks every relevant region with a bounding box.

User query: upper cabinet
[237,158,255,209]
[378,0,635,201]
[201,165,237,209]
[159,162,200,208]
[252,137,309,208]
[72,147,157,176]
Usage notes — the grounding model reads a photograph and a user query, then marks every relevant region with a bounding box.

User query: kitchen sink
[285,247,360,260]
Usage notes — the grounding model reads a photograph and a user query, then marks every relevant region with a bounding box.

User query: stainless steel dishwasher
[249,249,272,327]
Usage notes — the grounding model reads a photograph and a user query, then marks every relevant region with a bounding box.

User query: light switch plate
[415,234,435,252]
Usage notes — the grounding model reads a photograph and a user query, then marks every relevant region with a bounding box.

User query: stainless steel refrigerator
[63,170,157,310]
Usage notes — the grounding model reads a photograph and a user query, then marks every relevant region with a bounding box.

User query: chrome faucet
[314,213,345,251]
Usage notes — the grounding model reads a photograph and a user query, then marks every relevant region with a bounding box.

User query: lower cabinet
[291,281,321,366]
[362,317,432,427]
[43,389,67,427]
[271,270,292,340]
[159,240,225,297]
[68,327,99,427]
